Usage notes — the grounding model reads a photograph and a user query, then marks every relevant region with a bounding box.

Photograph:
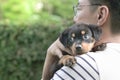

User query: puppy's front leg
[42,38,70,80]
[42,41,64,80]
[42,52,59,80]
[59,55,76,67]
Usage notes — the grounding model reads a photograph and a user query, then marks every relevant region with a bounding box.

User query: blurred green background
[0,0,76,80]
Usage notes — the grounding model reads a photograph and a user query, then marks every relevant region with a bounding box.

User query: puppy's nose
[75,45,82,51]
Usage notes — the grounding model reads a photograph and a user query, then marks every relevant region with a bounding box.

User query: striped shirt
[51,54,100,80]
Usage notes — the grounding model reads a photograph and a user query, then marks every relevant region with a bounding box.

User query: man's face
[73,0,98,25]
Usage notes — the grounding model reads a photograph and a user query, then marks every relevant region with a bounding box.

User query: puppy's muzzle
[75,44,82,52]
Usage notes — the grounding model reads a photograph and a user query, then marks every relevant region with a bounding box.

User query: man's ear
[89,24,102,41]
[59,28,70,47]
[97,6,109,26]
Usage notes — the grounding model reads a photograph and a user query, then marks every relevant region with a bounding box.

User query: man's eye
[77,6,82,10]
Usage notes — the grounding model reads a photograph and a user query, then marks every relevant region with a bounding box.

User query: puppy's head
[59,23,102,55]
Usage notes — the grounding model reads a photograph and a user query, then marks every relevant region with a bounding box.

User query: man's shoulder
[52,53,100,80]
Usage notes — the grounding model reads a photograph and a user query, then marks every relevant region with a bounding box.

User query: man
[49,0,120,79]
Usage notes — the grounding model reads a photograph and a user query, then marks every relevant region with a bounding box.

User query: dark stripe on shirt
[61,68,75,80]
[70,67,86,80]
[78,55,99,75]
[86,54,95,61]
[76,62,96,80]
[55,73,64,80]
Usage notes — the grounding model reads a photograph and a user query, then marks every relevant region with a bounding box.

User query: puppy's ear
[59,28,70,47]
[89,25,102,41]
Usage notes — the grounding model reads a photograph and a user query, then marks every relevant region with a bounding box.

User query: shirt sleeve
[51,53,100,80]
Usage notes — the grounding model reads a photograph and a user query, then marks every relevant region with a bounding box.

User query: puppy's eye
[83,35,90,40]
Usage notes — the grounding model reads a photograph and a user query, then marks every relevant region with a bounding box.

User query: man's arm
[51,53,100,80]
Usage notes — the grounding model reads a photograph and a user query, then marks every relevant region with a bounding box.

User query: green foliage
[0,23,61,80]
[0,0,77,79]
[1,0,33,23]
[0,0,77,25]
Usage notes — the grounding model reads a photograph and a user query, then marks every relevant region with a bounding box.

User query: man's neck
[104,34,120,43]
[95,33,120,46]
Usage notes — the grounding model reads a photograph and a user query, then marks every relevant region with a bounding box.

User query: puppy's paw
[59,55,76,67]
[92,43,106,52]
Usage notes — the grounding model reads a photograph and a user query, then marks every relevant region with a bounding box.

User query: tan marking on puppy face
[81,30,86,35]
[81,40,95,53]
[72,33,75,37]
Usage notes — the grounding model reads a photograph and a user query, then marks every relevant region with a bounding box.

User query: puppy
[42,23,103,80]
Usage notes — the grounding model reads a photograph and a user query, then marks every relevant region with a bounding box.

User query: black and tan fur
[42,23,105,80]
